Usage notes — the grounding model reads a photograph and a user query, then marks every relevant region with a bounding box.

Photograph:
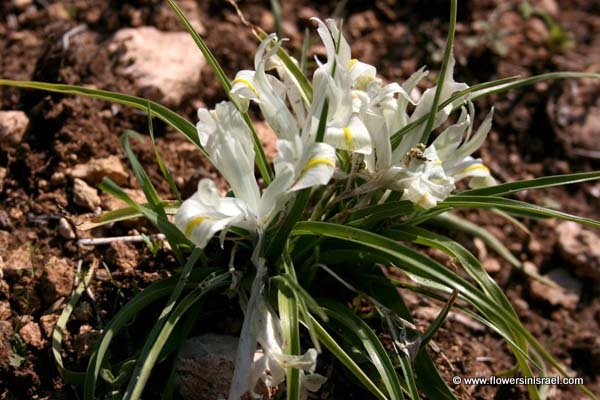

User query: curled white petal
[247,296,319,393]
[448,156,496,188]
[290,142,337,191]
[231,70,259,111]
[173,179,255,248]
[300,372,328,400]
[199,101,261,210]
[325,114,372,154]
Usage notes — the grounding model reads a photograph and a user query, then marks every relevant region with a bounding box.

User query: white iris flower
[246,297,325,399]
[174,101,336,250]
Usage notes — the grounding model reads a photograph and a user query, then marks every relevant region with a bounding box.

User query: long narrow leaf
[320,300,405,400]
[391,72,600,149]
[407,195,600,229]
[79,202,179,231]
[84,267,220,398]
[166,0,273,184]
[124,272,229,400]
[461,171,600,197]
[122,249,204,400]
[52,264,94,385]
[291,222,595,399]
[0,79,203,153]
[307,316,387,400]
[277,284,301,400]
[147,108,181,201]
[420,0,457,143]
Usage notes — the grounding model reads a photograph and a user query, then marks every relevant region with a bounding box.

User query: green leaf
[0,79,203,154]
[306,316,387,400]
[279,252,322,352]
[273,274,328,322]
[123,271,229,400]
[470,72,600,100]
[79,201,179,231]
[397,353,419,400]
[441,196,600,229]
[269,0,283,39]
[406,195,600,229]
[329,262,457,400]
[320,300,405,400]
[420,0,458,144]
[121,249,204,400]
[166,0,273,185]
[427,213,557,287]
[146,108,181,202]
[119,132,186,263]
[52,265,94,386]
[291,222,595,399]
[460,171,600,197]
[418,290,458,350]
[348,201,416,228]
[391,72,600,149]
[84,266,221,399]
[277,282,301,400]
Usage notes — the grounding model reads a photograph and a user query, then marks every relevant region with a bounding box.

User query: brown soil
[1,0,599,399]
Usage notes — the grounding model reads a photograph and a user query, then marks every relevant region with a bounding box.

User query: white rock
[11,0,33,10]
[111,27,205,106]
[0,110,29,149]
[556,221,600,281]
[57,217,76,240]
[175,334,271,400]
[70,155,128,185]
[73,178,101,211]
[529,268,582,310]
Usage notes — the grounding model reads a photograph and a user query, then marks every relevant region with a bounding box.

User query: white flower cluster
[173,18,496,398]
[175,18,495,250]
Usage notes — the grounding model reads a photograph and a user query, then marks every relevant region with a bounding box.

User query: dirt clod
[72,178,101,212]
[18,321,44,349]
[0,301,11,321]
[0,321,14,370]
[1,246,33,279]
[38,314,58,338]
[39,256,73,305]
[106,241,139,272]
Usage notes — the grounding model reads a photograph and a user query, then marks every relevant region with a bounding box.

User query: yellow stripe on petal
[460,164,490,175]
[342,127,353,150]
[232,77,259,98]
[303,157,335,173]
[417,192,430,208]
[348,58,358,68]
[184,216,207,237]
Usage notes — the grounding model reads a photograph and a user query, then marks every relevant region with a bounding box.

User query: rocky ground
[0,0,599,399]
